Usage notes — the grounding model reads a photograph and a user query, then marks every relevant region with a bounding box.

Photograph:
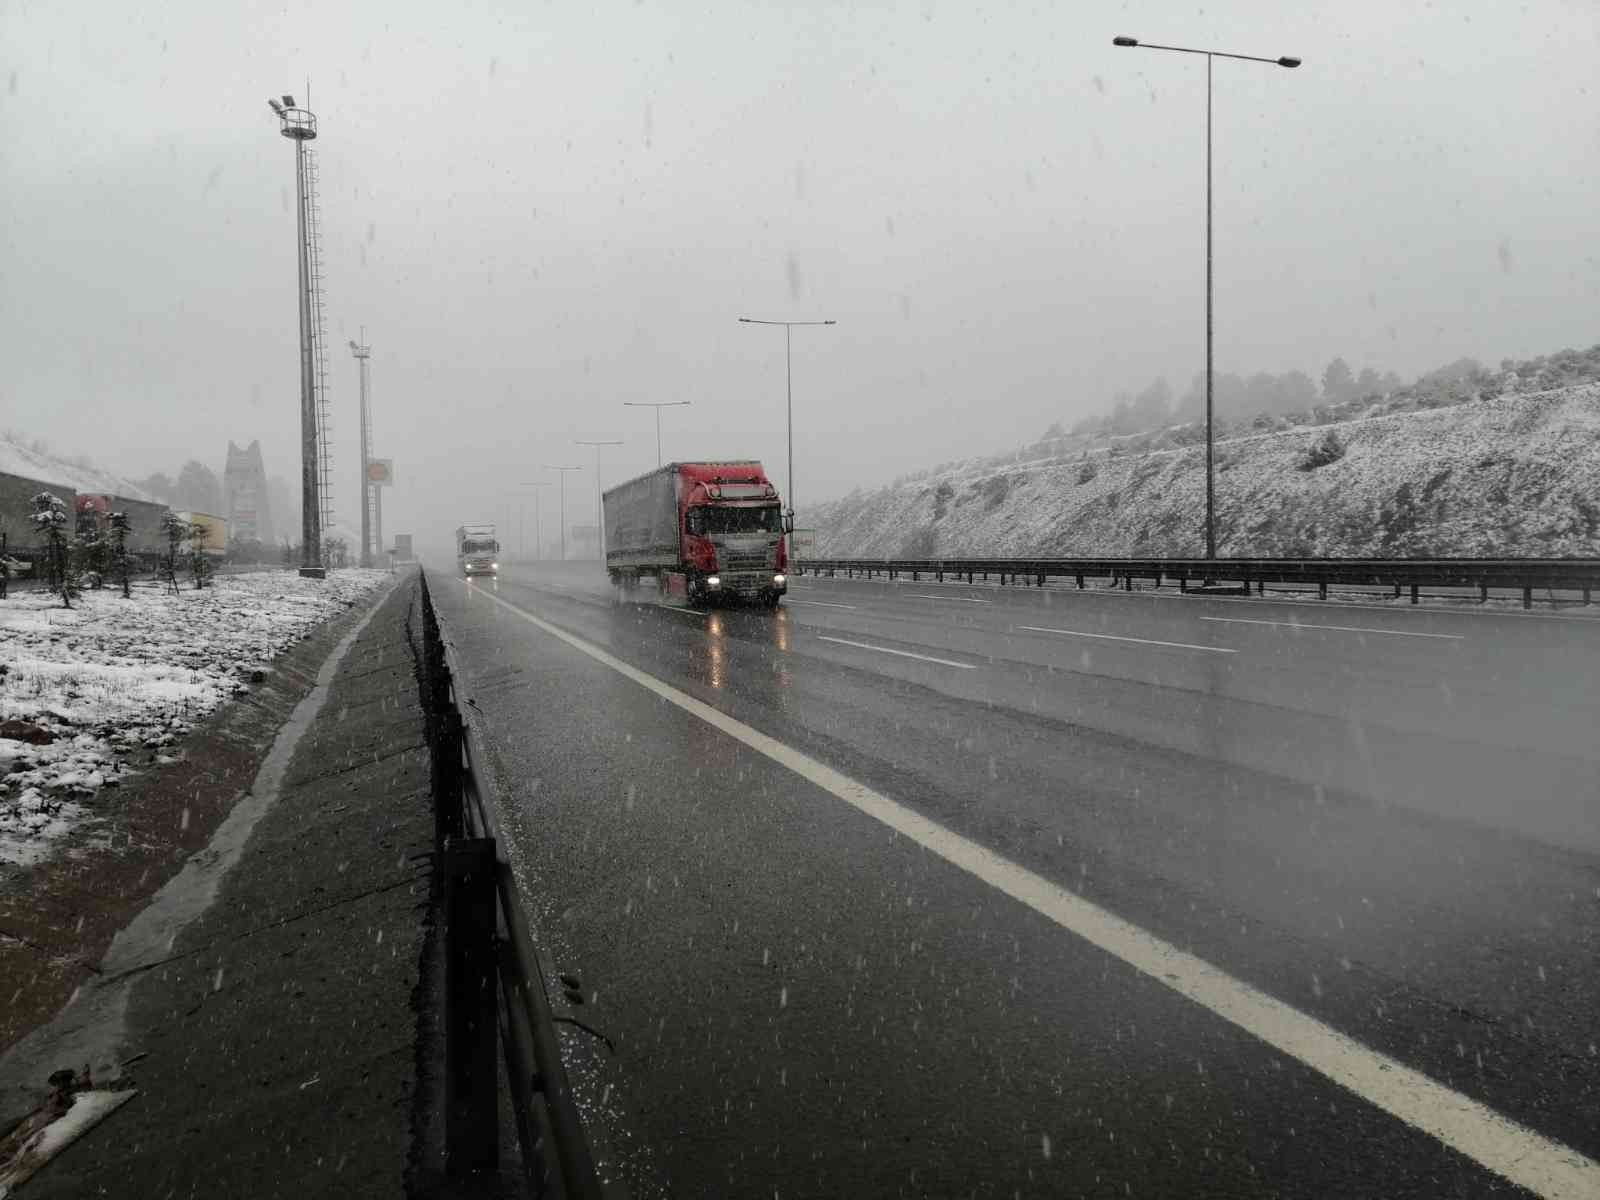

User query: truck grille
[721,553,771,572]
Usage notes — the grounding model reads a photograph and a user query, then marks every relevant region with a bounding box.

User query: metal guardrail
[794,557,1600,608]
[417,569,605,1197]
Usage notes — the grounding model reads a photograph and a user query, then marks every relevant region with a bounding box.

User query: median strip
[450,577,1598,1200]
[1016,625,1236,653]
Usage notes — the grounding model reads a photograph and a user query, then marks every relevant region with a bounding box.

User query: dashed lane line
[1017,625,1236,654]
[906,593,993,604]
[1200,616,1465,640]
[785,599,859,610]
[450,577,1600,1200]
[816,635,980,669]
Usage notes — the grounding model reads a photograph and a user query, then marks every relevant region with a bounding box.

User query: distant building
[223,440,274,546]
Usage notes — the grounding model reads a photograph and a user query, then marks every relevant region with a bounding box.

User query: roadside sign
[792,527,817,558]
[367,459,394,486]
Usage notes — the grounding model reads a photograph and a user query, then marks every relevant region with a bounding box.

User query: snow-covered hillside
[805,384,1600,559]
[0,434,155,502]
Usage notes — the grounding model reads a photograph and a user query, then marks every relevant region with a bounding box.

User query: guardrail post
[1077,573,1085,590]
[1319,582,1328,600]
[1480,584,1488,603]
[1410,584,1420,605]
[446,836,500,1175]
[1523,586,1532,610]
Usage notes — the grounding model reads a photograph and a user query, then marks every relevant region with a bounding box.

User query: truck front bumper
[705,572,786,602]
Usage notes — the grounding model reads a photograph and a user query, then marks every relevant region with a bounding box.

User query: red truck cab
[675,462,788,607]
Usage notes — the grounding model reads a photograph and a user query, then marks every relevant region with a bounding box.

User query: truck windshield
[462,540,497,554]
[687,505,783,535]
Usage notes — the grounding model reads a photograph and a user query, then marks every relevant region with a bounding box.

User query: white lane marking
[816,635,980,669]
[450,577,1598,1200]
[907,593,993,604]
[786,599,858,610]
[652,604,708,618]
[1200,616,1464,641]
[1017,625,1236,654]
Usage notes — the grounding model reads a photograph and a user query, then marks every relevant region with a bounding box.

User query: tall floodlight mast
[349,336,373,567]
[268,94,325,577]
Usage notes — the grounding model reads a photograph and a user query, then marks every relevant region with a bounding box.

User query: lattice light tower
[267,93,326,577]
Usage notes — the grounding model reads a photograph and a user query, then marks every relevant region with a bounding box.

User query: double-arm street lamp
[623,401,692,468]
[738,317,836,556]
[1112,36,1299,560]
[542,465,582,561]
[575,438,623,559]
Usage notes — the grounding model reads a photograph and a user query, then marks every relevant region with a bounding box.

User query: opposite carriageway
[792,556,1600,608]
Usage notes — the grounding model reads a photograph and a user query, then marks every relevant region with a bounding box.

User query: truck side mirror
[783,513,795,534]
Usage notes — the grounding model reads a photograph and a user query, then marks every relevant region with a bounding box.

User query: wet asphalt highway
[430,563,1600,1198]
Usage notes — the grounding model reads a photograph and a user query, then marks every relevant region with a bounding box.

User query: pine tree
[188,521,214,590]
[30,492,76,609]
[159,510,187,595]
[1321,357,1356,403]
[109,511,133,598]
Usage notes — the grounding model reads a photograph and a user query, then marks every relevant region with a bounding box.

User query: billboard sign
[791,527,817,559]
[367,459,394,486]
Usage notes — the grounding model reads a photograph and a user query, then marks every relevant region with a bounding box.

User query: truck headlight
[491,562,499,569]
[773,574,786,585]
[707,575,722,589]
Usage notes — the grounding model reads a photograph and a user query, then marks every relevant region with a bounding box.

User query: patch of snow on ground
[0,569,390,868]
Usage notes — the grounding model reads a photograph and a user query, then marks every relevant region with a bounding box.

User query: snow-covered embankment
[806,384,1600,559]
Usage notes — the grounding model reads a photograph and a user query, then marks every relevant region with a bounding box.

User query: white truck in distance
[455,524,499,577]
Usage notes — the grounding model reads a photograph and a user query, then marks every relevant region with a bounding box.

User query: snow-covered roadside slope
[0,569,390,867]
[807,384,1600,559]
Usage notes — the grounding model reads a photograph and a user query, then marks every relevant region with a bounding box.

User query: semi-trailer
[602,461,787,607]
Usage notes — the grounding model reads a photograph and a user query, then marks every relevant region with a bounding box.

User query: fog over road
[431,564,1599,1197]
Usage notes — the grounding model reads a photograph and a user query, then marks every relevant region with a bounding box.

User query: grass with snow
[0,568,389,867]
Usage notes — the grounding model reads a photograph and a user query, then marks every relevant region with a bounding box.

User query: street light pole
[543,466,581,561]
[348,335,372,567]
[622,401,692,468]
[267,94,323,576]
[519,482,552,562]
[575,439,623,560]
[738,317,836,559]
[1112,36,1299,560]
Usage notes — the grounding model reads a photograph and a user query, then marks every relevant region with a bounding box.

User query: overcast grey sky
[2,1,1596,545]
